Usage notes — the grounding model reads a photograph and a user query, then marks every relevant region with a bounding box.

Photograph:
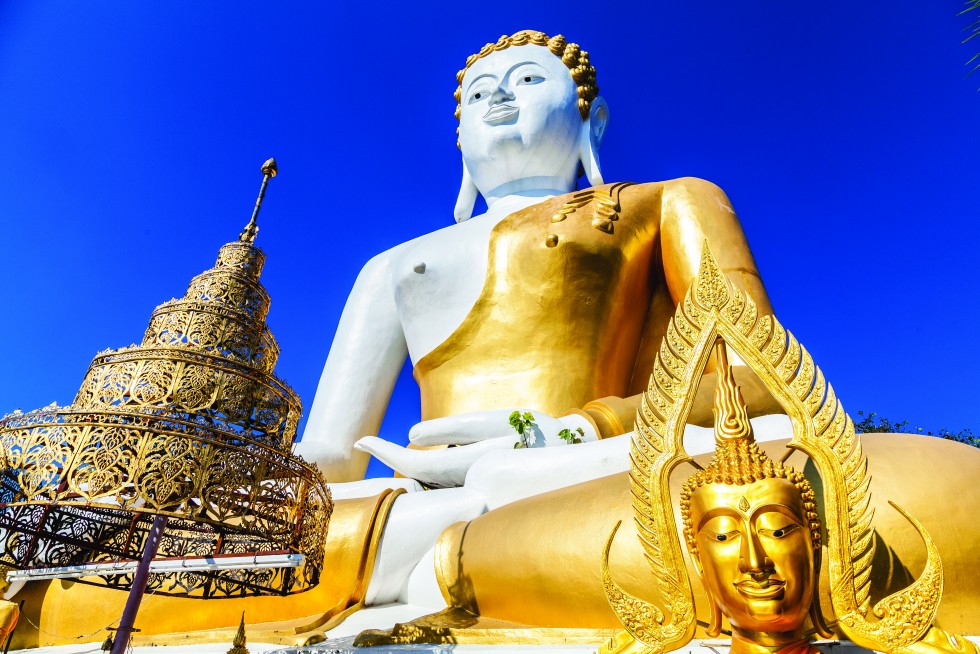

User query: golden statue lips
[734,577,786,602]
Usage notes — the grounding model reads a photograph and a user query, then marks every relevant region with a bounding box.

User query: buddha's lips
[734,578,785,600]
[483,104,519,124]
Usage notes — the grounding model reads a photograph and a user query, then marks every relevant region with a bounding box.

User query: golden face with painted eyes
[689,477,816,636]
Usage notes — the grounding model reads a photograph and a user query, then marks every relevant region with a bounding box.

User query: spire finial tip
[239,158,278,244]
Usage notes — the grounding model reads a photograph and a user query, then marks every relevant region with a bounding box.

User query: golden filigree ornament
[0,159,332,598]
[550,182,635,234]
[601,244,960,654]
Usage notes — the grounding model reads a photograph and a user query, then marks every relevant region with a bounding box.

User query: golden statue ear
[690,551,704,577]
[809,547,834,639]
[691,553,723,638]
[705,589,724,638]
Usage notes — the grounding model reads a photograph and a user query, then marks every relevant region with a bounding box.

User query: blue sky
[1,2,978,478]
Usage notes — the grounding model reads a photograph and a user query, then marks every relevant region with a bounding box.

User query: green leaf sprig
[509,410,536,448]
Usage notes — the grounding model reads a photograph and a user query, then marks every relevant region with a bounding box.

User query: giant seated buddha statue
[7,30,980,650]
[299,30,783,488]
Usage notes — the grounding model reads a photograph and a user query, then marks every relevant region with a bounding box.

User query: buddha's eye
[772,524,799,537]
[760,523,800,539]
[468,87,491,104]
[700,517,739,544]
[517,73,544,85]
[702,529,738,543]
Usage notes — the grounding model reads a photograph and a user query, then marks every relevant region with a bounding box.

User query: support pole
[110,514,168,654]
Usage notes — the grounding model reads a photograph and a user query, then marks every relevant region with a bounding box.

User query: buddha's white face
[458,45,583,197]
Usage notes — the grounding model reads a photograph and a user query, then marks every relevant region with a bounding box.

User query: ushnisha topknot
[678,345,821,556]
[454,30,599,147]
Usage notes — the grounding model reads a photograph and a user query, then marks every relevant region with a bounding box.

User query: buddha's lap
[16,434,979,643]
[434,433,980,635]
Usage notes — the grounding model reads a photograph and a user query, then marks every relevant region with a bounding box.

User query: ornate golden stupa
[0,159,331,598]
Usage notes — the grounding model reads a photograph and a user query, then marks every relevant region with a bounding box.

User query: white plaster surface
[329,478,423,501]
[403,547,443,607]
[365,489,485,606]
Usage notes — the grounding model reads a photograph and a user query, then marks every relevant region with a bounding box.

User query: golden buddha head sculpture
[679,346,824,645]
[602,247,954,654]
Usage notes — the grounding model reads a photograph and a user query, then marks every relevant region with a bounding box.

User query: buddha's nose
[738,531,774,576]
[490,85,515,105]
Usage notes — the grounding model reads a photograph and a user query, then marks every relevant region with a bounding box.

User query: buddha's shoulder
[611,177,729,201]
[570,177,730,208]
[360,219,469,273]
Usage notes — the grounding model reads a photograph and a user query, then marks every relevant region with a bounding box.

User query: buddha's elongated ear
[690,554,724,637]
[454,159,478,223]
[809,548,835,639]
[705,594,724,638]
[580,96,609,187]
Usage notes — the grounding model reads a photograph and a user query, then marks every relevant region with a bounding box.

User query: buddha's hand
[408,409,598,447]
[353,410,598,488]
[353,436,512,488]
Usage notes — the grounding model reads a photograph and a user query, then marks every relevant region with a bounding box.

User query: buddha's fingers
[409,409,527,446]
[353,435,515,488]
[409,409,588,447]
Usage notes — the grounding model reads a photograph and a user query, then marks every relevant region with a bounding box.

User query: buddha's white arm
[298,251,408,482]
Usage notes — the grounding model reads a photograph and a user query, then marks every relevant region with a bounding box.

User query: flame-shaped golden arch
[601,243,942,654]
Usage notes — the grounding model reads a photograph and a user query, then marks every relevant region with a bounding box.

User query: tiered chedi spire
[0,159,331,598]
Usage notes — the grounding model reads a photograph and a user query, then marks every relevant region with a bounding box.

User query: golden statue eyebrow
[696,506,740,533]
[748,503,805,526]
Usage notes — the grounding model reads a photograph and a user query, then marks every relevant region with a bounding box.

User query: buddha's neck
[483,176,575,213]
[730,629,813,654]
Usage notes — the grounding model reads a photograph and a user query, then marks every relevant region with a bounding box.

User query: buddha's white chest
[392,217,496,364]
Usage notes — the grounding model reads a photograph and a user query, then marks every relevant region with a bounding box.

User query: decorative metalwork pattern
[601,244,944,654]
[0,160,332,598]
[550,182,635,233]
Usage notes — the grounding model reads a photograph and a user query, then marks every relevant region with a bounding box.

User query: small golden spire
[239,158,278,244]
[712,340,753,446]
[227,611,249,654]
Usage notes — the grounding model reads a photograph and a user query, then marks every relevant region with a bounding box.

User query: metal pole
[110,514,168,654]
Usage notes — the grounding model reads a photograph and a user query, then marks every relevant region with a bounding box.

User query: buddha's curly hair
[679,439,822,558]
[454,30,599,148]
